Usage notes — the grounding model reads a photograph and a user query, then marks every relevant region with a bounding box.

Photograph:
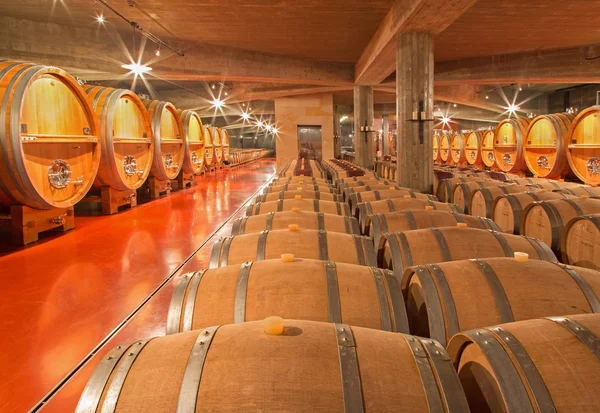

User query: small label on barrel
[83,127,91,135]
[143,132,147,138]
[20,124,27,133]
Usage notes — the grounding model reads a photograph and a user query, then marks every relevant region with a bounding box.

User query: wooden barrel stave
[567,106,600,185]
[493,117,531,173]
[524,113,574,178]
[209,229,377,267]
[447,314,600,413]
[0,62,100,209]
[231,211,360,235]
[480,130,496,169]
[562,213,600,270]
[402,257,600,346]
[246,199,351,216]
[379,227,557,282]
[167,258,409,334]
[450,132,468,166]
[179,110,205,174]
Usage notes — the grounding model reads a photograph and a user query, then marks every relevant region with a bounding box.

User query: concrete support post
[333,105,342,158]
[396,32,434,193]
[353,86,374,168]
[382,115,390,155]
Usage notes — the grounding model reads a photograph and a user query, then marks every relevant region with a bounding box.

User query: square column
[396,32,434,193]
[382,114,389,155]
[333,105,342,158]
[353,86,374,168]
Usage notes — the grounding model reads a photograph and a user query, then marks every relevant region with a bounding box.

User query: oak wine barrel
[349,189,436,217]
[267,183,335,194]
[340,179,396,195]
[469,185,534,218]
[246,199,351,216]
[369,210,499,251]
[524,113,574,178]
[439,132,451,163]
[231,211,360,235]
[448,314,600,413]
[209,229,376,267]
[464,130,484,168]
[358,198,462,234]
[255,190,340,203]
[379,227,556,281]
[480,129,496,169]
[436,177,486,203]
[335,175,381,188]
[343,182,409,200]
[450,132,467,166]
[271,176,330,186]
[0,62,101,209]
[566,106,600,185]
[451,180,509,214]
[84,86,153,190]
[562,213,600,270]
[178,109,205,174]
[221,128,230,162]
[403,257,600,346]
[493,117,530,173]
[167,258,409,334]
[528,181,586,191]
[492,191,574,234]
[203,125,215,167]
[211,127,223,167]
[558,186,600,198]
[433,132,441,162]
[76,319,468,413]
[521,198,600,251]
[143,99,184,180]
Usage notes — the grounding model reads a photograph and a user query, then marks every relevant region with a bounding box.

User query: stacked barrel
[77,157,600,412]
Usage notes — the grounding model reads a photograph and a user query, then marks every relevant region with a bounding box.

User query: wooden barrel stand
[2,205,75,245]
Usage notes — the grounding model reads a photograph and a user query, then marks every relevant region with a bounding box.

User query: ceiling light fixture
[96,14,105,24]
[155,49,161,57]
[508,104,520,114]
[211,98,225,108]
[241,112,250,120]
[441,116,451,124]
[273,128,279,135]
[211,84,216,89]
[485,95,489,100]
[256,121,264,128]
[453,103,457,108]
[122,62,152,75]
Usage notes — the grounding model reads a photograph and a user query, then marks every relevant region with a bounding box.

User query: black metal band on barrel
[563,198,584,216]
[220,236,233,267]
[233,262,253,323]
[462,328,536,413]
[167,272,194,334]
[403,210,417,230]
[245,204,253,216]
[231,217,242,235]
[374,191,381,201]
[428,264,460,341]
[177,326,221,413]
[334,324,365,413]
[481,188,494,218]
[489,230,514,257]
[382,270,409,333]
[370,267,392,331]
[256,230,269,261]
[352,235,365,266]
[276,199,283,212]
[547,316,600,360]
[363,237,377,267]
[404,334,445,413]
[386,199,396,212]
[558,264,600,312]
[313,199,320,213]
[536,201,563,249]
[265,212,275,231]
[522,235,547,261]
[209,238,225,268]
[324,261,342,323]
[182,269,207,332]
[343,203,351,216]
[470,259,514,323]
[319,230,329,261]
[429,228,452,262]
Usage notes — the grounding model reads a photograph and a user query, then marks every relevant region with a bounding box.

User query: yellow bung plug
[298,181,304,184]
[297,187,303,191]
[291,207,300,212]
[295,195,302,200]
[281,253,295,263]
[264,316,284,335]
[456,222,468,228]
[581,195,590,199]
[425,206,434,211]
[404,195,412,198]
[514,252,529,263]
[389,187,396,191]
[288,224,299,231]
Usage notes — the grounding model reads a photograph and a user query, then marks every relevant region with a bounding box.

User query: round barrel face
[159,106,184,180]
[185,112,205,174]
[481,130,496,167]
[465,132,480,165]
[522,204,553,245]
[110,93,152,189]
[494,121,519,171]
[212,128,223,164]
[204,127,215,166]
[19,73,99,207]
[439,134,450,162]
[433,134,440,161]
[563,217,600,270]
[221,129,230,159]
[567,108,600,185]
[525,117,559,177]
[450,134,464,163]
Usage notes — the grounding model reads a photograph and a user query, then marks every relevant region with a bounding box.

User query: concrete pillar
[382,115,389,155]
[396,32,434,193]
[353,86,374,168]
[333,105,342,158]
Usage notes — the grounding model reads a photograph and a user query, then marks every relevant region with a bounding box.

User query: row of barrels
[322,158,378,180]
[278,158,326,178]
[0,61,234,211]
[229,149,268,166]
[433,107,600,185]
[77,164,600,411]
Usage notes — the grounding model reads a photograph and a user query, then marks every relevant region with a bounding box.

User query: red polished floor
[0,159,276,413]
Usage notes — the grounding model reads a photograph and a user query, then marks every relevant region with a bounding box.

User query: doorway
[297,125,322,161]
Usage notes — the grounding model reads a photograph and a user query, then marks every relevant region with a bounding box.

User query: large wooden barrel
[167,258,409,334]
[439,132,451,163]
[246,199,351,216]
[566,106,600,185]
[447,314,600,413]
[436,177,486,203]
[210,229,377,267]
[178,110,205,174]
[85,86,152,190]
[492,191,573,234]
[524,113,574,178]
[559,186,600,198]
[76,319,468,413]
[267,183,335,194]
[232,211,360,235]
[402,257,600,346]
[221,128,230,162]
[143,100,184,180]
[452,180,509,214]
[527,180,585,191]
[358,198,462,234]
[370,210,499,251]
[0,62,100,209]
[469,185,534,218]
[493,117,530,173]
[480,129,496,169]
[562,213,600,270]
[464,131,483,168]
[379,227,557,280]
[433,132,441,162]
[450,132,467,166]
[203,125,215,167]
[256,190,340,203]
[349,189,436,217]
[521,198,600,251]
[211,126,223,167]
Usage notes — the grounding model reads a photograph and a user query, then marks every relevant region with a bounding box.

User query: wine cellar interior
[1,1,600,412]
